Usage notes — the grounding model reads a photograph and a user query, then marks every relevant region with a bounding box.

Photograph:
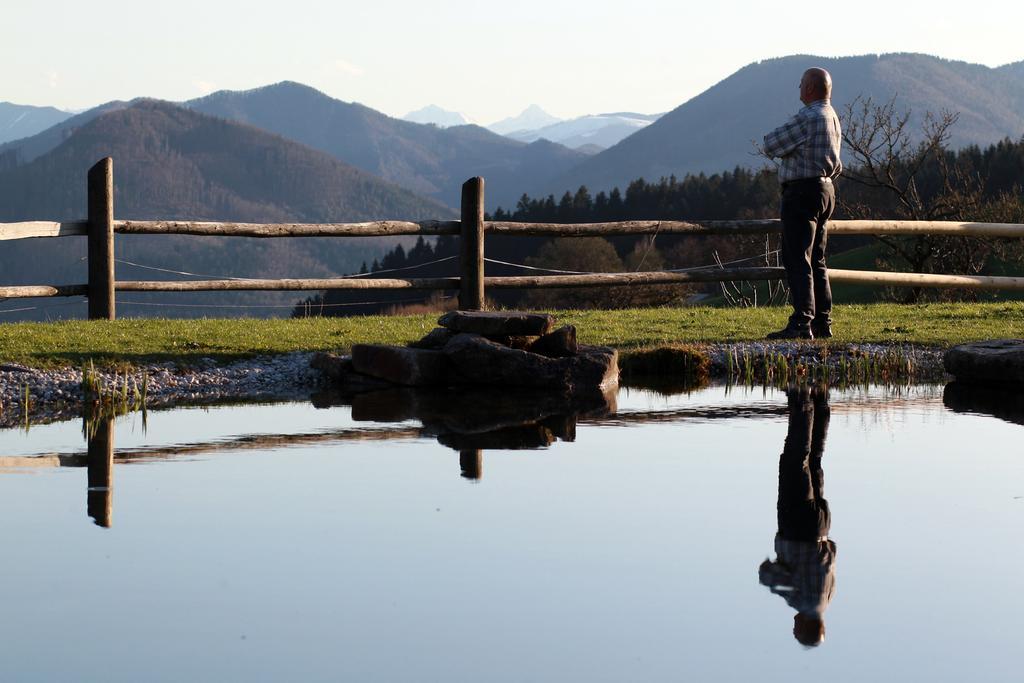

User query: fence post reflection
[87,417,114,528]
[460,449,483,480]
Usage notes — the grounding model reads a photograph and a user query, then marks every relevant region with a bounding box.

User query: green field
[1,302,1022,368]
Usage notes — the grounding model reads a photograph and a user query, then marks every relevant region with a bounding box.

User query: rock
[507,336,537,350]
[438,424,557,451]
[527,325,578,358]
[567,346,619,391]
[351,389,419,422]
[442,334,618,391]
[480,335,538,349]
[943,381,1024,426]
[483,334,513,347]
[309,352,393,393]
[310,352,353,381]
[438,310,555,336]
[351,344,449,386]
[409,327,455,350]
[442,334,569,388]
[944,339,1024,385]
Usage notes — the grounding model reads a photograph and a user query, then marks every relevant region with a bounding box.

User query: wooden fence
[3,157,1024,320]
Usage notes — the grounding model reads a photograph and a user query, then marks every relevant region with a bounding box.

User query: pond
[0,383,1021,682]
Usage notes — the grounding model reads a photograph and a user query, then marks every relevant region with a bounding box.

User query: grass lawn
[1,302,1023,368]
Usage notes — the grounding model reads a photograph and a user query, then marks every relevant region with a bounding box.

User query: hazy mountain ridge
[0,102,71,145]
[488,105,562,136]
[0,100,454,319]
[402,105,471,127]
[541,53,1024,199]
[998,60,1024,79]
[0,101,132,169]
[508,112,662,151]
[186,82,585,209]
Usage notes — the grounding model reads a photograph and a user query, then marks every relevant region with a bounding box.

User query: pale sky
[5,0,1023,123]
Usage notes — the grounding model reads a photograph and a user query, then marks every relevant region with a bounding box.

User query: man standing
[762,68,843,339]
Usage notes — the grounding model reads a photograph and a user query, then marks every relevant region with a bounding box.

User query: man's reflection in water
[759,386,837,647]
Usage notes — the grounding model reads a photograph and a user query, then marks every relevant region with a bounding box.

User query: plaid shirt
[759,536,837,616]
[763,99,843,184]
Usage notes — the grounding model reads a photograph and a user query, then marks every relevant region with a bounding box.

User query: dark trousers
[780,179,835,330]
[778,389,831,542]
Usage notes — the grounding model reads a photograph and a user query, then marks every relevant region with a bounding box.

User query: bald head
[800,68,832,105]
[793,613,826,647]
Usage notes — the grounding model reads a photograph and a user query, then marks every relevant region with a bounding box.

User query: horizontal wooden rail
[115,277,461,292]
[485,219,779,236]
[830,220,1024,237]
[485,219,1024,237]
[6,218,1024,241]
[113,220,461,237]
[0,221,89,241]
[0,284,88,298]
[483,267,784,288]
[111,269,783,293]
[828,269,1024,290]
[105,269,1024,294]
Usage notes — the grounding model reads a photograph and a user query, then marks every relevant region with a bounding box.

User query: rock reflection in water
[759,387,837,648]
[318,386,617,480]
[943,381,1024,426]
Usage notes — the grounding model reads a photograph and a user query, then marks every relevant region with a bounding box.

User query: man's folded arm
[763,115,806,159]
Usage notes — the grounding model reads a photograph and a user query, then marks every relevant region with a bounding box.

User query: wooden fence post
[459,177,485,310]
[87,158,115,320]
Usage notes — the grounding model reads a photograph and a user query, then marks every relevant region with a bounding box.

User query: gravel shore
[0,353,325,428]
[0,342,950,428]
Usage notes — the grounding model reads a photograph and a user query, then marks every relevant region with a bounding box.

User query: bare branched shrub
[840,95,1020,301]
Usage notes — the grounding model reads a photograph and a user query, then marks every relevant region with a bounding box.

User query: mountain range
[401,103,661,152]
[507,112,661,151]
[0,100,452,319]
[542,53,1024,198]
[1,84,586,211]
[185,83,585,209]
[0,102,71,145]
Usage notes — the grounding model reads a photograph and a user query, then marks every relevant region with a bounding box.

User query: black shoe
[766,326,813,340]
[811,322,833,338]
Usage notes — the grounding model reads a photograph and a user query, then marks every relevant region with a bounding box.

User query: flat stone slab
[944,339,1024,385]
[438,310,555,336]
[351,344,449,386]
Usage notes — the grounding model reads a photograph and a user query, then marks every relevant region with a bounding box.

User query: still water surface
[0,385,1021,682]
